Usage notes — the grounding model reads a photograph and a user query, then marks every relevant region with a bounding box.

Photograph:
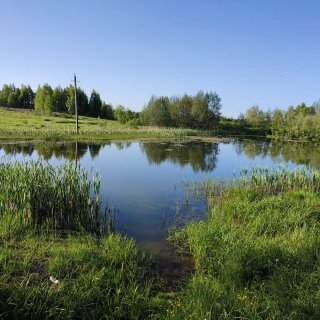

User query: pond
[1,138,319,266]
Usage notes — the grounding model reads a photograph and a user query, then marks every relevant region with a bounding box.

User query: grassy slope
[0,108,262,142]
[0,108,204,142]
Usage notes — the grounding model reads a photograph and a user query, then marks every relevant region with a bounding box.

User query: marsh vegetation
[1,162,320,319]
[0,163,164,319]
[168,168,320,319]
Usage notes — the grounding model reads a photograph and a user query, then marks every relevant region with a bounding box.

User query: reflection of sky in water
[0,140,318,250]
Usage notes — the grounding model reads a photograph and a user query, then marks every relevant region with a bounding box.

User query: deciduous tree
[52,86,67,112]
[34,84,54,113]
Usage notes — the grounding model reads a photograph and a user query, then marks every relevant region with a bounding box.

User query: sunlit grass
[0,161,167,319]
[0,161,104,235]
[0,234,164,319]
[0,108,205,141]
[2,159,319,319]
[168,168,320,319]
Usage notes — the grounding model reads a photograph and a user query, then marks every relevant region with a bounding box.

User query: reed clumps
[0,162,165,319]
[0,161,101,235]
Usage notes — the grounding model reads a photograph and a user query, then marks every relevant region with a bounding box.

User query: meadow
[0,108,205,142]
[0,107,263,143]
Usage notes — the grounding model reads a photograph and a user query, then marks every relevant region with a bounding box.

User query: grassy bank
[2,161,320,319]
[168,168,320,319]
[0,162,166,319]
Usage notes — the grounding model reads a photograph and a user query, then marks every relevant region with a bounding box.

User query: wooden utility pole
[74,74,79,134]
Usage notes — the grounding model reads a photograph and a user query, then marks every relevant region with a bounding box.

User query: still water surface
[1,138,319,254]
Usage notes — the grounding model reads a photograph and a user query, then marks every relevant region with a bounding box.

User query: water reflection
[233,139,320,168]
[0,141,220,173]
[1,139,320,170]
[0,142,106,161]
[1,139,320,258]
[1,143,35,156]
[114,142,132,150]
[140,141,220,172]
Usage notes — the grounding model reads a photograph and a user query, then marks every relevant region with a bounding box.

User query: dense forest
[0,83,319,140]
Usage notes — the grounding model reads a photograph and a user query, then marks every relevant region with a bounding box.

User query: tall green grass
[0,161,102,235]
[242,167,320,195]
[0,161,167,319]
[168,168,320,319]
[3,162,320,319]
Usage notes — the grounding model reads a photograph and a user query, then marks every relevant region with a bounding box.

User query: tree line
[270,102,320,140]
[0,84,221,129]
[239,101,320,140]
[34,84,110,118]
[2,82,319,141]
[0,83,126,120]
[140,91,222,129]
[0,84,34,109]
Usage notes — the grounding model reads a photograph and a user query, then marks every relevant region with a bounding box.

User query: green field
[0,108,208,142]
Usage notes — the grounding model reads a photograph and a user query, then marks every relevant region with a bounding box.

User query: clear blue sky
[1,0,319,117]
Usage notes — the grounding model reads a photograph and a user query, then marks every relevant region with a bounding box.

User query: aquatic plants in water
[0,161,103,235]
[0,161,166,319]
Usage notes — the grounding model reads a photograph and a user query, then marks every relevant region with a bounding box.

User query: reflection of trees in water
[278,143,320,167]
[242,140,270,159]
[88,144,103,159]
[0,142,108,162]
[232,139,320,168]
[2,140,319,169]
[140,141,219,173]
[34,142,88,161]
[114,142,132,150]
[1,143,35,156]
